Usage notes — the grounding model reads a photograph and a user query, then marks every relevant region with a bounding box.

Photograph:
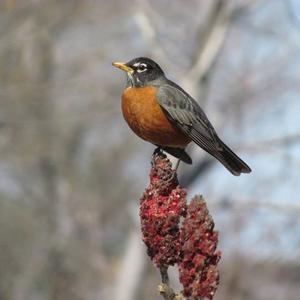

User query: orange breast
[121,86,190,148]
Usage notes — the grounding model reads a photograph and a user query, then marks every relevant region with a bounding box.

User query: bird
[112,57,251,176]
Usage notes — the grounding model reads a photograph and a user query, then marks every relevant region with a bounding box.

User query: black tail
[212,139,251,176]
[157,142,251,176]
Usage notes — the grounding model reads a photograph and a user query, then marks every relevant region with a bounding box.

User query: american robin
[112,57,251,176]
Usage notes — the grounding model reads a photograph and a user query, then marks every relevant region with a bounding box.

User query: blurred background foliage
[0,0,300,299]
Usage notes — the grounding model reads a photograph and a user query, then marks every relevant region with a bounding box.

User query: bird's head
[112,57,165,87]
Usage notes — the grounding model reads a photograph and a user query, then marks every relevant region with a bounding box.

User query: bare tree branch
[238,133,300,153]
[180,0,234,97]
[215,197,300,214]
[133,0,171,66]
[282,0,300,29]
[114,231,146,300]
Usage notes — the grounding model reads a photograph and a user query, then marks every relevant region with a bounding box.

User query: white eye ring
[137,63,147,73]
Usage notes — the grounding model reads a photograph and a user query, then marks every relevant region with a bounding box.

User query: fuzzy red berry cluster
[140,153,221,299]
[179,195,221,299]
[140,153,187,268]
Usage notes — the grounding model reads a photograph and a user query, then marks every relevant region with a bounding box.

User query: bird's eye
[138,63,147,72]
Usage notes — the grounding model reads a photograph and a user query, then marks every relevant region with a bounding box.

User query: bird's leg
[152,146,162,166]
[174,159,181,172]
[163,159,181,183]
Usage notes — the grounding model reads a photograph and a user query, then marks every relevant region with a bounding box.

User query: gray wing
[157,82,223,152]
[157,81,252,175]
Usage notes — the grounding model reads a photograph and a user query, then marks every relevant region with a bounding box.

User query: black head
[113,57,165,87]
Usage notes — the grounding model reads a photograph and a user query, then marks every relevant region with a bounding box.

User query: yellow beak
[112,62,134,74]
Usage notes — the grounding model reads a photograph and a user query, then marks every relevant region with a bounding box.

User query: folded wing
[157,81,251,175]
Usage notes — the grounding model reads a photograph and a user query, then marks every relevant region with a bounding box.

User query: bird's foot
[153,147,163,158]
[151,148,181,183]
[152,147,164,166]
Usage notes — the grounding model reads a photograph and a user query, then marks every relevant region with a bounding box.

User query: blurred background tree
[0,0,300,299]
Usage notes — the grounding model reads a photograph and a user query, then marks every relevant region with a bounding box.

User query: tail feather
[212,139,251,176]
[156,141,251,176]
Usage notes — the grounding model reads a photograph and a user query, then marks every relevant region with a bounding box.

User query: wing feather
[157,82,222,152]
